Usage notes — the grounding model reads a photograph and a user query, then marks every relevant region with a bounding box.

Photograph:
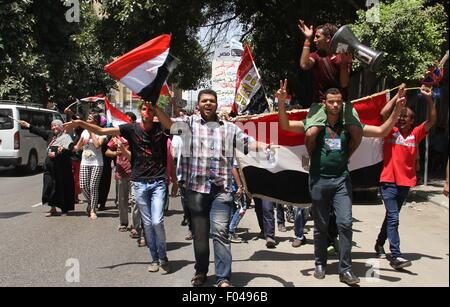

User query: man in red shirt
[375,85,436,269]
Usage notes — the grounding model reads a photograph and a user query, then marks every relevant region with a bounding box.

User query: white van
[0,101,65,172]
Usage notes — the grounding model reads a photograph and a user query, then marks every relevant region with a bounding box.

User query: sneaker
[292,237,306,248]
[374,244,387,259]
[266,237,276,248]
[159,259,171,275]
[314,265,326,279]
[148,261,159,273]
[229,233,243,243]
[339,270,360,285]
[278,224,287,232]
[217,279,232,287]
[286,212,295,224]
[390,257,412,270]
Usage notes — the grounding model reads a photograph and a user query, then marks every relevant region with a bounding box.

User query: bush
[351,0,447,85]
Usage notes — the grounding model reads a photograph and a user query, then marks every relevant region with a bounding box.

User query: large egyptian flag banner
[234,91,390,206]
[104,34,178,105]
[232,44,268,115]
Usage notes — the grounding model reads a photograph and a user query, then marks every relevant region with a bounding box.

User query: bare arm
[277,79,305,134]
[105,148,117,159]
[89,131,105,149]
[231,167,243,198]
[74,136,84,152]
[420,86,437,132]
[151,105,173,131]
[64,120,120,136]
[339,53,352,88]
[298,20,315,71]
[363,97,406,137]
[380,84,406,122]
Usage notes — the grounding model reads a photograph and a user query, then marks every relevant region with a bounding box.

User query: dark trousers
[180,186,192,231]
[376,184,410,259]
[310,175,353,274]
[254,198,276,239]
[276,203,285,225]
[185,185,232,284]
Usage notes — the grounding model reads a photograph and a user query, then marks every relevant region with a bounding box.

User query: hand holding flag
[104,34,178,105]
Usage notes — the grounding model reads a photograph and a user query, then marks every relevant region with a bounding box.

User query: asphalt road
[0,167,448,287]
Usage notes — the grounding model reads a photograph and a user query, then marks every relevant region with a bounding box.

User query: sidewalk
[410,178,449,209]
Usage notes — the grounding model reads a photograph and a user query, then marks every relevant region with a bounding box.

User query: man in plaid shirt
[153,89,267,287]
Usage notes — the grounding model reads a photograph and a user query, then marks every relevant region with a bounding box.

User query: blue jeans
[276,203,285,225]
[377,184,410,258]
[229,196,247,234]
[294,207,307,240]
[310,175,353,274]
[133,180,168,263]
[186,185,233,285]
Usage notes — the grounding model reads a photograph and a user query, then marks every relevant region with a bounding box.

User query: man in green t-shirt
[306,87,359,286]
[277,80,406,286]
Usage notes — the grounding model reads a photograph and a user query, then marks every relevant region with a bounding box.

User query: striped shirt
[173,115,254,194]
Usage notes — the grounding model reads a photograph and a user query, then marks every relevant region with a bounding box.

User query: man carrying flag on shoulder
[277,79,406,286]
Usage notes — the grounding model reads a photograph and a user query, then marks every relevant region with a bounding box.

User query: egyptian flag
[104,34,178,105]
[80,94,104,103]
[132,81,170,100]
[104,97,130,127]
[235,91,389,206]
[232,44,268,115]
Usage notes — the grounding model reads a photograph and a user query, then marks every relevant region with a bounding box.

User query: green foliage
[351,0,448,85]
[0,1,49,103]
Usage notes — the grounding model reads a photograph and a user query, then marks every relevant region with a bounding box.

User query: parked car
[0,101,64,173]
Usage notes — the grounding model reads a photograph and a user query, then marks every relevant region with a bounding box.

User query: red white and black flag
[235,91,389,206]
[104,34,178,105]
[104,97,131,127]
[232,44,268,115]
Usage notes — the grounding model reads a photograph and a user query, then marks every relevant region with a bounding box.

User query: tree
[0,1,49,103]
[350,0,448,86]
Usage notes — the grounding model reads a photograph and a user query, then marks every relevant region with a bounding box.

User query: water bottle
[266,146,276,166]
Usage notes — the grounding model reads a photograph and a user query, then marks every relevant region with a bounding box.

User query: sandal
[138,238,146,247]
[118,225,127,232]
[89,211,97,220]
[130,229,140,239]
[191,273,207,287]
[45,208,58,217]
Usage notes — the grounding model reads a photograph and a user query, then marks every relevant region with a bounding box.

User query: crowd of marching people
[19,20,447,287]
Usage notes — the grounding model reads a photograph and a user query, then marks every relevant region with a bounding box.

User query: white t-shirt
[171,135,183,182]
[80,130,106,167]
